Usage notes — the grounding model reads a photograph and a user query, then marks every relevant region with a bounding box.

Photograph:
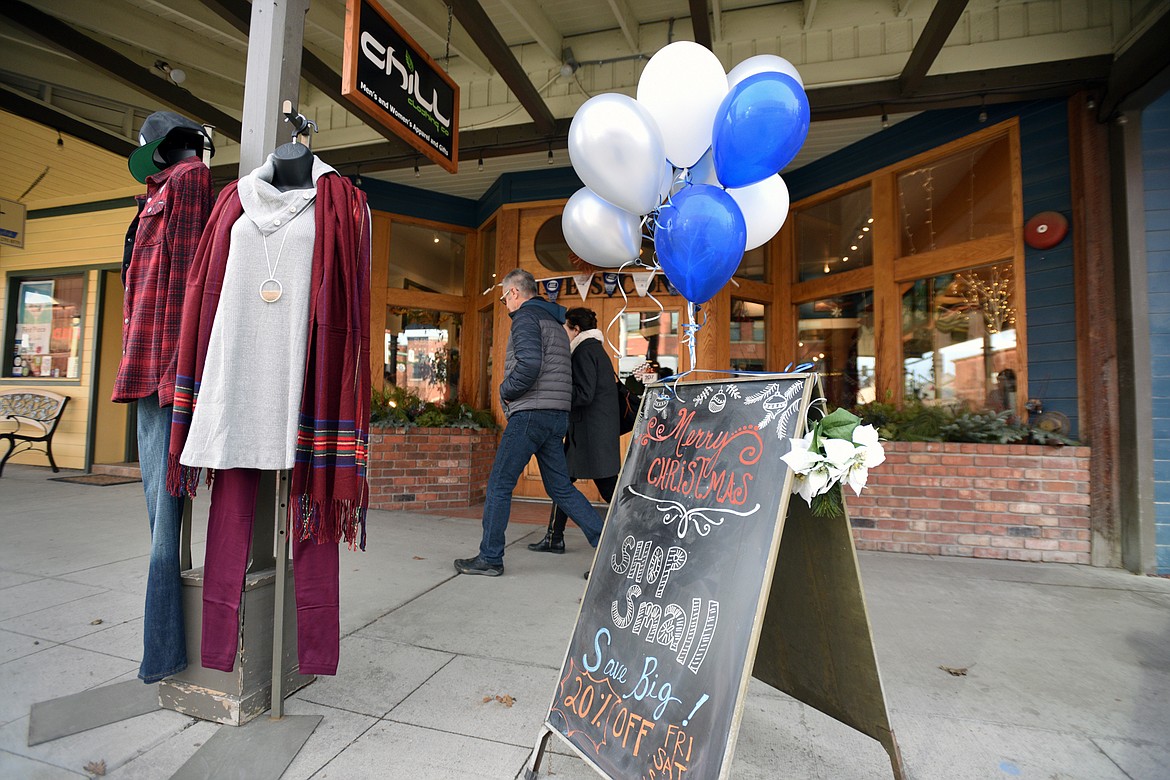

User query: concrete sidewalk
[1,462,1168,779]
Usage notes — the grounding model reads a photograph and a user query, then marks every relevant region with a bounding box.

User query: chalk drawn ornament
[693,383,741,413]
[743,382,803,438]
[627,485,760,539]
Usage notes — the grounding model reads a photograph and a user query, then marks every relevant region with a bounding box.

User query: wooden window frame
[779,119,1027,413]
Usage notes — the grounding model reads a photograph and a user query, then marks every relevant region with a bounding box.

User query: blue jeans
[137,394,187,683]
[479,409,603,565]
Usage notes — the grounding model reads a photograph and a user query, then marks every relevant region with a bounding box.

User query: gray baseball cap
[128,111,214,183]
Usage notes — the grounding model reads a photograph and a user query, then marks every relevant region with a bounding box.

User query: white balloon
[687,148,720,187]
[726,54,804,90]
[657,160,675,204]
[568,93,665,216]
[562,187,642,268]
[637,41,727,168]
[726,174,790,251]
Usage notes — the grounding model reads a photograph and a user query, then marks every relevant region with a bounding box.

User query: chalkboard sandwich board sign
[526,373,905,780]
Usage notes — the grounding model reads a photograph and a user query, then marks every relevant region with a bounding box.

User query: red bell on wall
[1024,211,1068,249]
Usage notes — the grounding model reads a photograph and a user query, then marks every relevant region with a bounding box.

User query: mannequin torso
[271,143,314,192]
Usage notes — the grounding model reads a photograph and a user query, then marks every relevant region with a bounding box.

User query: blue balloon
[712,71,810,189]
[654,184,747,304]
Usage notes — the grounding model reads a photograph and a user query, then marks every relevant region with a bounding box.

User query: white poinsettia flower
[852,424,886,468]
[780,433,821,475]
[844,461,870,496]
[792,466,832,506]
[821,437,858,471]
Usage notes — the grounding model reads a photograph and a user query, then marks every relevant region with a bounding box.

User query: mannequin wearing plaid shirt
[115,152,212,683]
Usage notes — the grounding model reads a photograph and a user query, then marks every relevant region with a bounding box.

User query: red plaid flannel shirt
[112,157,212,406]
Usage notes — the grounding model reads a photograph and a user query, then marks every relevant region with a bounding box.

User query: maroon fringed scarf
[168,173,371,549]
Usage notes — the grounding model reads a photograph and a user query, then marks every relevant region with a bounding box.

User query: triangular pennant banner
[632,271,655,297]
[541,278,562,302]
[572,273,594,302]
[603,272,619,297]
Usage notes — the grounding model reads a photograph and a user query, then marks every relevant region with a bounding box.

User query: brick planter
[846,442,1091,564]
[366,427,498,511]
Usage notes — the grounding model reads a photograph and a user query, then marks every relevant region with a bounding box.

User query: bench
[0,389,70,477]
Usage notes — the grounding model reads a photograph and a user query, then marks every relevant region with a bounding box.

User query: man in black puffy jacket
[455,269,605,576]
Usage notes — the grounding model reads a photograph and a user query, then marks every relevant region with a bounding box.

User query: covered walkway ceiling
[1,0,1168,206]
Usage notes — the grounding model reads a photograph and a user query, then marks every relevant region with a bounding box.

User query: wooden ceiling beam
[497,0,563,64]
[689,0,712,50]
[446,0,557,135]
[898,0,969,97]
[0,83,138,157]
[603,0,640,52]
[1098,5,1170,118]
[382,0,493,75]
[0,0,243,140]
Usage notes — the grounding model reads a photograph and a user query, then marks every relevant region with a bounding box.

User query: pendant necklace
[260,220,293,303]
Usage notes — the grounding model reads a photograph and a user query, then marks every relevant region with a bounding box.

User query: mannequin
[270,142,314,192]
[116,111,214,685]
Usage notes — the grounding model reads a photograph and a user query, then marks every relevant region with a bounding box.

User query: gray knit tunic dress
[180,154,336,470]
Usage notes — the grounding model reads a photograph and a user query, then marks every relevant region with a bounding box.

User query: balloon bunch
[562,43,809,308]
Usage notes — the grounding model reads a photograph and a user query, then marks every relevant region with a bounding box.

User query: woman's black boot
[527,531,565,553]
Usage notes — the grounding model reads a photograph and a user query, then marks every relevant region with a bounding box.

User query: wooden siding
[1143,91,1170,573]
[786,99,1081,437]
[0,207,135,470]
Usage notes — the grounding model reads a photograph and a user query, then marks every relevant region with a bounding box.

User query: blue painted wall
[1142,90,1170,573]
[787,100,1080,437]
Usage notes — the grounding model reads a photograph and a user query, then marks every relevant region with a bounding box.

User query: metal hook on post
[281,99,318,148]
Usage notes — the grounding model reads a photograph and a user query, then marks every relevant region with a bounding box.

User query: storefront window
[795,186,873,282]
[617,311,680,381]
[797,291,875,409]
[902,261,1017,410]
[388,222,466,295]
[897,134,1012,256]
[479,221,497,295]
[730,298,767,371]
[5,274,84,379]
[737,245,767,281]
[384,307,462,404]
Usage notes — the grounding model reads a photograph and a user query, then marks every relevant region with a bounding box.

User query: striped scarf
[167,174,371,549]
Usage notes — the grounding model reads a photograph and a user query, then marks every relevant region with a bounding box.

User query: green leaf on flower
[819,408,861,441]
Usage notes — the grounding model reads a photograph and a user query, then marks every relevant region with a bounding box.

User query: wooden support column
[872,174,901,405]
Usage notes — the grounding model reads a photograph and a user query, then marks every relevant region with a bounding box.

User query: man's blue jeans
[137,394,187,683]
[479,409,604,565]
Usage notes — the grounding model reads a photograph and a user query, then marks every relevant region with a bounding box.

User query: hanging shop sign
[0,197,26,248]
[342,0,460,173]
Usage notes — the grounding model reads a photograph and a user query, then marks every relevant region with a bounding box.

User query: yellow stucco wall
[1,206,136,470]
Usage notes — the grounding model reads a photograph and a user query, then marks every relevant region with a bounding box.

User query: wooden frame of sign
[525,373,905,779]
[342,0,459,173]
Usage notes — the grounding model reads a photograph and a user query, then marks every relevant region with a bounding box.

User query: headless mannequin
[271,142,314,192]
[155,130,205,169]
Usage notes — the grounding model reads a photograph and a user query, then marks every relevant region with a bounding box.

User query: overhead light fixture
[477,156,484,172]
[354,166,362,186]
[56,130,64,148]
[560,46,579,79]
[978,95,988,123]
[154,60,186,85]
[881,109,889,129]
[823,263,830,274]
[432,233,440,244]
[414,160,420,178]
[547,145,554,165]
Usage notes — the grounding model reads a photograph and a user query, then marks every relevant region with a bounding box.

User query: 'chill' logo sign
[343,0,460,173]
[360,32,451,130]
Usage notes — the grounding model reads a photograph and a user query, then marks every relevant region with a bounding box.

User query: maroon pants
[201,468,340,676]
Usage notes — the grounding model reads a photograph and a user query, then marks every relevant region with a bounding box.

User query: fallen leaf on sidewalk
[939,665,968,676]
[413,556,425,560]
[89,619,103,625]
[483,694,516,707]
[84,759,106,776]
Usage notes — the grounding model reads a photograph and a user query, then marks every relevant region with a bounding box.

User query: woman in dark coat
[528,307,620,553]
